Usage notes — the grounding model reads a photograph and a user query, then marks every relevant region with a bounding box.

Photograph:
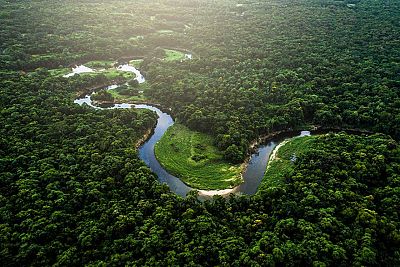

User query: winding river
[72,64,310,198]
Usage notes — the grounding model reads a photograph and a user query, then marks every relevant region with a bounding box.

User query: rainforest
[1,0,399,265]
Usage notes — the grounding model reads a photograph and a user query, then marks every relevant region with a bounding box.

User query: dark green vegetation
[263,135,316,188]
[84,60,115,69]
[91,90,115,103]
[108,83,150,103]
[155,124,242,189]
[1,0,400,265]
[144,0,400,162]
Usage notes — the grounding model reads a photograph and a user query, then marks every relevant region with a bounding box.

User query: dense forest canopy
[1,0,399,265]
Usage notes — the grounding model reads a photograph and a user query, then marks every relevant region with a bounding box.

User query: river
[74,86,310,198]
[71,62,312,197]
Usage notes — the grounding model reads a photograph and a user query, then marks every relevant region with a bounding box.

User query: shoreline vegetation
[79,77,378,194]
[66,48,192,103]
[261,135,316,189]
[85,81,378,193]
[152,122,376,192]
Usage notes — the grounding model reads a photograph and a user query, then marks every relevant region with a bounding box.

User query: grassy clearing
[102,69,134,79]
[108,82,149,102]
[164,49,185,62]
[129,59,143,68]
[85,60,114,69]
[108,89,146,102]
[48,68,70,76]
[155,124,242,190]
[262,135,316,188]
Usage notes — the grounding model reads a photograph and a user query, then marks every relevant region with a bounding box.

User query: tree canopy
[0,0,399,265]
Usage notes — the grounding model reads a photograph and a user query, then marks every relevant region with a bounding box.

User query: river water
[71,63,310,197]
[74,86,310,197]
[64,63,145,84]
[63,65,95,77]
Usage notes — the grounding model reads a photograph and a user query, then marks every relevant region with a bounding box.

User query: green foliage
[91,90,114,102]
[163,49,185,62]
[224,144,244,163]
[144,0,400,160]
[128,59,144,68]
[128,79,140,88]
[107,83,149,103]
[154,123,242,189]
[263,136,316,188]
[85,60,114,69]
[0,0,399,266]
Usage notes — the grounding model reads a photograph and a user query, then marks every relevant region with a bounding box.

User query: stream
[72,63,310,197]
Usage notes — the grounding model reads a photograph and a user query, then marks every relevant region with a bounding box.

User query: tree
[128,79,139,88]
[224,144,243,163]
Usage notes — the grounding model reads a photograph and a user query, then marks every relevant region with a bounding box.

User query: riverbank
[135,127,156,150]
[247,125,373,165]
[71,63,377,198]
[261,135,316,189]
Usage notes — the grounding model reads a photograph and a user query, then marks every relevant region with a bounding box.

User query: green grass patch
[126,94,146,102]
[278,135,315,159]
[108,82,149,102]
[164,49,185,62]
[129,59,143,68]
[155,124,242,190]
[107,88,123,99]
[48,67,70,76]
[262,135,316,188]
[85,60,114,69]
[103,69,134,79]
[107,89,146,102]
